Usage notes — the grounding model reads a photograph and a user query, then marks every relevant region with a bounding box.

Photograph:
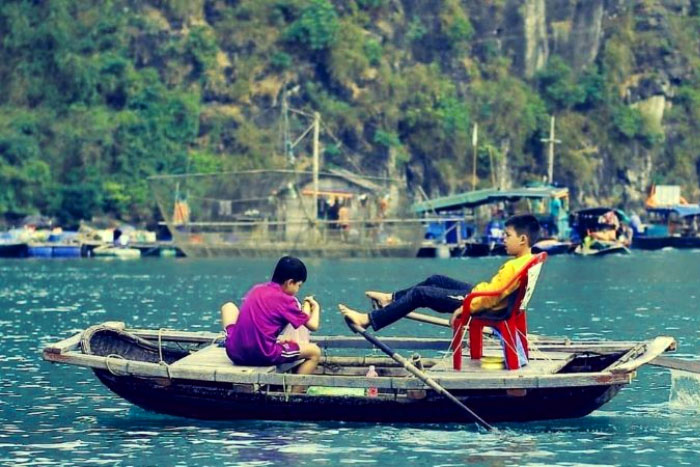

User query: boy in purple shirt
[220,256,321,391]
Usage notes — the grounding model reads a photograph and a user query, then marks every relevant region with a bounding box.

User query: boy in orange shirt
[339,214,539,331]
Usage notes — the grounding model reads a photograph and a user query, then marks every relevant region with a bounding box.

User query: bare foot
[338,304,370,328]
[365,291,392,308]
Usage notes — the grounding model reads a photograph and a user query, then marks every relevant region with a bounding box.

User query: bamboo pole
[312,112,320,225]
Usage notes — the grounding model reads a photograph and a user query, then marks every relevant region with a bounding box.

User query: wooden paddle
[345,318,495,431]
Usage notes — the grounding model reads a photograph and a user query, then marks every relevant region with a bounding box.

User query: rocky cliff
[2,0,700,222]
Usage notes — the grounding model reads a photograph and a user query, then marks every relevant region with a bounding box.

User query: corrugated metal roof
[647,205,700,217]
[412,186,569,214]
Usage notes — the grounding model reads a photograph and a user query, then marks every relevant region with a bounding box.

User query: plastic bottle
[366,365,379,397]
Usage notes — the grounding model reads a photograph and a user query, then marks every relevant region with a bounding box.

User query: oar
[406,312,501,340]
[345,319,495,431]
[649,356,700,374]
[406,312,451,327]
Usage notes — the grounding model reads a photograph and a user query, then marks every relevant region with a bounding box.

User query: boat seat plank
[170,344,301,374]
[428,351,576,375]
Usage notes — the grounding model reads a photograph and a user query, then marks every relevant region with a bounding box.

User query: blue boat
[413,186,570,257]
[28,231,82,258]
[633,205,700,250]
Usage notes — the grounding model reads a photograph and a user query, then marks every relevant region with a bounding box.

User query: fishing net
[149,170,423,257]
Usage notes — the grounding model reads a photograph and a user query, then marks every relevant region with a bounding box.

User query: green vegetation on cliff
[1,0,700,224]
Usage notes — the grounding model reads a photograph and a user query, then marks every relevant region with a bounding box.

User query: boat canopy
[646,204,700,217]
[412,186,569,214]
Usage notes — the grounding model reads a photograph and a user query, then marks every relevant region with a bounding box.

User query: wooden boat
[633,205,700,250]
[570,208,632,256]
[532,239,576,256]
[92,245,141,259]
[574,240,631,256]
[0,241,29,258]
[412,186,571,258]
[43,321,676,424]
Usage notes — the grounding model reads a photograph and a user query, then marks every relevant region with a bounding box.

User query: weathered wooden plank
[321,356,407,366]
[609,336,676,374]
[130,328,222,343]
[122,325,643,353]
[43,350,172,378]
[170,345,275,373]
[43,332,82,354]
[45,348,634,389]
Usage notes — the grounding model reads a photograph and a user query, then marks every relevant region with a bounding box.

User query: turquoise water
[1,252,700,465]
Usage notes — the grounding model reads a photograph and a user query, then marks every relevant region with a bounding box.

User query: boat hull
[94,369,623,424]
[179,242,418,258]
[0,242,29,258]
[633,235,700,250]
[532,241,576,256]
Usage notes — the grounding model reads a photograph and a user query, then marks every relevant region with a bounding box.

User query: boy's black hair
[271,256,307,284]
[505,214,540,246]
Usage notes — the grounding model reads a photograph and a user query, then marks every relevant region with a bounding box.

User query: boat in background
[92,245,141,259]
[28,231,81,258]
[532,238,576,255]
[633,184,700,250]
[570,208,632,256]
[0,240,29,258]
[633,205,700,250]
[413,186,570,257]
[149,170,423,258]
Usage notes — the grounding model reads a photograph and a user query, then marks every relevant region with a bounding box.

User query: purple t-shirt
[225,282,309,365]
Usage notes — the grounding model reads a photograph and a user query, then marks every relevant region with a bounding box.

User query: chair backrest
[473,252,547,321]
[516,254,546,312]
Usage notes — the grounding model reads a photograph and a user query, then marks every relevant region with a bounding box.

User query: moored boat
[633,205,700,250]
[574,240,631,256]
[570,208,632,256]
[0,241,29,258]
[43,322,676,424]
[412,186,571,257]
[92,245,141,259]
[532,238,576,255]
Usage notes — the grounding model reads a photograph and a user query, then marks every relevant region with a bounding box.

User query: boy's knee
[303,343,321,360]
[310,343,321,358]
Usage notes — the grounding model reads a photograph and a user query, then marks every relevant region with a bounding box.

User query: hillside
[2,0,700,224]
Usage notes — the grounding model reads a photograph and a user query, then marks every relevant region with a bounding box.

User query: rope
[282,374,289,402]
[520,329,554,364]
[157,328,172,379]
[105,354,126,376]
[440,315,472,365]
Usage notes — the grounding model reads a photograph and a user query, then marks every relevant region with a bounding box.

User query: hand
[304,296,320,311]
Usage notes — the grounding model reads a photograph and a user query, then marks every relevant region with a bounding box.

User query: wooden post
[540,116,561,184]
[487,145,496,188]
[312,112,320,224]
[471,123,478,190]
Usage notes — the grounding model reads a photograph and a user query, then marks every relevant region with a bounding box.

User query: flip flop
[369,297,383,310]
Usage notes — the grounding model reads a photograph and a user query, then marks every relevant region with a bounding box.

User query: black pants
[369,275,473,331]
